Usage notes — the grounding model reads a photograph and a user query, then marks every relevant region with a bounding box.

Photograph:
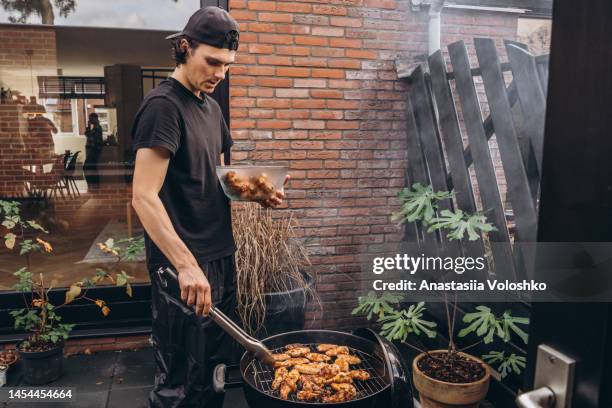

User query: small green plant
[352,294,529,378]
[392,183,497,241]
[1,200,139,352]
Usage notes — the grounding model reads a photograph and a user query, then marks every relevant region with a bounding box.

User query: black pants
[148,255,241,408]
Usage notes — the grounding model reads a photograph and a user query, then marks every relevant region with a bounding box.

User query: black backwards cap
[165,6,239,51]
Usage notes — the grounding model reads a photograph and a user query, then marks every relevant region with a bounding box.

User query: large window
[0,0,199,30]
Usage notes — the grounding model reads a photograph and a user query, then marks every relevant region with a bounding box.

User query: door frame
[526,1,612,407]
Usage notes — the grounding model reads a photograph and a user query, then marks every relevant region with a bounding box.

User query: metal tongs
[157,267,276,366]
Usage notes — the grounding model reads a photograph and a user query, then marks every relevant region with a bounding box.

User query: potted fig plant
[352,183,528,407]
[1,200,137,384]
[231,203,318,337]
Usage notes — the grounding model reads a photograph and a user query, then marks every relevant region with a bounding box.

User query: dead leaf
[84,348,92,355]
[4,233,16,249]
[36,238,53,253]
[102,306,110,316]
[32,299,44,308]
[65,285,81,304]
[125,283,133,297]
[94,299,105,308]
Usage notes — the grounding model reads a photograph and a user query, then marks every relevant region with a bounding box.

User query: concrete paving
[1,347,248,408]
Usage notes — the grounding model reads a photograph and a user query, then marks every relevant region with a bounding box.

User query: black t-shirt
[132,77,235,265]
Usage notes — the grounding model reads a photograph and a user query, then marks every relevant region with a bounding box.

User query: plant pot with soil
[413,349,491,408]
[232,203,318,337]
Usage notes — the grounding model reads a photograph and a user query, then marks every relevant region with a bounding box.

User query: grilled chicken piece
[294,362,326,375]
[299,375,326,390]
[305,352,331,362]
[331,383,358,399]
[272,353,291,361]
[323,389,356,403]
[279,369,300,400]
[325,346,349,356]
[316,343,339,352]
[319,363,340,379]
[274,357,309,368]
[335,353,362,365]
[324,372,354,384]
[272,367,288,390]
[285,343,305,350]
[287,347,311,357]
[350,369,371,381]
[297,390,324,402]
[335,358,350,372]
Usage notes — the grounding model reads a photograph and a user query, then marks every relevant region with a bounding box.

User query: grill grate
[245,343,388,403]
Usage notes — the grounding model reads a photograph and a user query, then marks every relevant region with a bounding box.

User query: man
[131,7,286,407]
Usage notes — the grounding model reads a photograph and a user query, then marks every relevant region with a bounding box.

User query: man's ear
[180,38,190,53]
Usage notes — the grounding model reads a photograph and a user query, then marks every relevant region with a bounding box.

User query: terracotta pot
[412,350,491,408]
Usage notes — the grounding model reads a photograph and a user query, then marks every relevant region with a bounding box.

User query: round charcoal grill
[247,343,387,403]
[214,329,413,408]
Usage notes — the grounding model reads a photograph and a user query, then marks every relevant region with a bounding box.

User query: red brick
[327,121,359,130]
[276,88,309,98]
[277,67,311,77]
[257,77,293,87]
[312,110,343,120]
[292,99,327,109]
[295,36,329,46]
[294,78,327,88]
[291,160,323,169]
[307,150,340,159]
[247,1,276,11]
[312,27,345,37]
[346,49,378,59]
[276,109,310,119]
[248,22,276,32]
[292,141,325,149]
[312,47,345,57]
[276,25,311,35]
[308,170,339,179]
[277,2,313,13]
[294,57,328,67]
[257,98,291,108]
[248,44,274,54]
[293,120,325,130]
[257,120,292,129]
[257,55,292,65]
[276,46,310,56]
[231,10,257,20]
[330,38,362,48]
[327,100,360,109]
[313,5,347,16]
[328,59,361,69]
[365,0,395,8]
[275,130,308,139]
[247,66,276,76]
[229,0,246,8]
[248,87,274,97]
[312,68,345,79]
[248,108,274,119]
[311,89,344,99]
[259,34,293,44]
[330,17,362,27]
[259,13,293,23]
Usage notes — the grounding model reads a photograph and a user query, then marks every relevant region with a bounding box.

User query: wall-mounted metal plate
[534,344,576,408]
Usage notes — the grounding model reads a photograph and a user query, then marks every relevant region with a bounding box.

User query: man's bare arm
[132,147,212,316]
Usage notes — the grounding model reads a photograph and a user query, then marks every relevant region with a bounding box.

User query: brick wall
[227,1,521,330]
[0,25,57,100]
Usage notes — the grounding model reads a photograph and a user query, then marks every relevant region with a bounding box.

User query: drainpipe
[427,0,445,55]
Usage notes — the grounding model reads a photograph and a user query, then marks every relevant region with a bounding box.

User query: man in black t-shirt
[131,7,286,408]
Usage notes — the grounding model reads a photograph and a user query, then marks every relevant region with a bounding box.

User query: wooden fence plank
[447,40,516,280]
[475,38,539,244]
[402,100,424,243]
[409,66,459,256]
[505,41,546,177]
[428,50,486,265]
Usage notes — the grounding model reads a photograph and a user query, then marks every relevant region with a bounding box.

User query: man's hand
[177,265,212,317]
[259,175,290,208]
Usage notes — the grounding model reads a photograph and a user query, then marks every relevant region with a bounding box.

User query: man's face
[183,41,235,95]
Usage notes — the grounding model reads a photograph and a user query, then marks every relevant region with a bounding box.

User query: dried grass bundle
[232,203,317,332]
